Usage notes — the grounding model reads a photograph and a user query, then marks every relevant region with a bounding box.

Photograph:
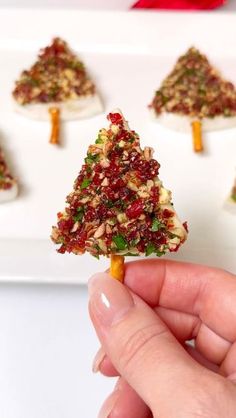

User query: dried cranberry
[162,209,173,218]
[108,113,123,124]
[93,173,101,186]
[97,204,108,220]
[183,221,188,233]
[110,178,125,191]
[58,218,74,233]
[137,241,146,253]
[126,199,144,219]
[84,208,96,222]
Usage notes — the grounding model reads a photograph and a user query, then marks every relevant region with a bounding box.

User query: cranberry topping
[108,112,123,124]
[126,199,144,219]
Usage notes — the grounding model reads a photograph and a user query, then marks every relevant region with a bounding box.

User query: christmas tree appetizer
[0,145,18,203]
[12,37,103,145]
[150,47,236,153]
[51,110,188,281]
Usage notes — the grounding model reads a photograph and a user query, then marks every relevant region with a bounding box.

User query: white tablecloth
[0,284,114,418]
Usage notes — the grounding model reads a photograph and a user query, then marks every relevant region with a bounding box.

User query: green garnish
[151,218,165,232]
[112,235,128,251]
[95,135,104,144]
[68,60,84,71]
[85,153,99,165]
[130,238,140,247]
[81,178,91,189]
[73,207,84,222]
[145,243,165,257]
[49,84,60,98]
[105,199,114,208]
[145,243,156,256]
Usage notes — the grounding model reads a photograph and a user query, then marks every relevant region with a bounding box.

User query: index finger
[124,259,236,343]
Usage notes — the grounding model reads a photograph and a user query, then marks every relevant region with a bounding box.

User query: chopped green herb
[68,60,84,71]
[145,243,156,256]
[146,243,165,257]
[95,135,104,144]
[49,84,60,98]
[112,235,128,250]
[151,218,164,232]
[24,77,40,87]
[125,253,139,257]
[155,250,166,257]
[184,68,197,77]
[81,178,91,189]
[73,207,84,222]
[130,238,140,247]
[105,199,114,208]
[85,153,99,165]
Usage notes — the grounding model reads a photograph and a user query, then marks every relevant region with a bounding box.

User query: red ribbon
[132,0,226,9]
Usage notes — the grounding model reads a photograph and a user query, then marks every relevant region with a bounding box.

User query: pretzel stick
[110,254,125,282]
[191,120,203,153]
[49,107,60,145]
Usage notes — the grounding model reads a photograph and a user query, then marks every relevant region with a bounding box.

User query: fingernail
[98,390,119,418]
[92,347,106,373]
[88,273,134,329]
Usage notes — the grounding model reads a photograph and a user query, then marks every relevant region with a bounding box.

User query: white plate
[0,9,235,283]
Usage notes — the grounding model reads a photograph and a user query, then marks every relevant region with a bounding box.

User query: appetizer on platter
[12,37,103,145]
[150,47,236,153]
[51,109,187,282]
[0,146,18,203]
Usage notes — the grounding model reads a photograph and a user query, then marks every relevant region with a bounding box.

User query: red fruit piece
[108,112,123,124]
[126,199,144,219]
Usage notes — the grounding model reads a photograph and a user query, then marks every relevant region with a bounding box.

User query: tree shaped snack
[150,47,236,153]
[51,110,188,281]
[0,145,18,203]
[12,38,103,145]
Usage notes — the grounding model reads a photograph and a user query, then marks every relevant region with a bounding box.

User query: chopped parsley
[85,153,100,165]
[73,207,84,222]
[145,243,165,257]
[112,234,128,250]
[95,134,104,144]
[151,218,165,232]
[81,178,91,189]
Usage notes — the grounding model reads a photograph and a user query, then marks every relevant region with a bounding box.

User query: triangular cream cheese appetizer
[150,47,236,133]
[12,37,103,121]
[51,110,187,257]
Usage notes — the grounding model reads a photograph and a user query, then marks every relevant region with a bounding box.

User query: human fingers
[98,377,151,418]
[124,260,236,366]
[89,273,208,416]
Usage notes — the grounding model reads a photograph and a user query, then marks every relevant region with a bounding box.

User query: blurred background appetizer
[12,37,103,145]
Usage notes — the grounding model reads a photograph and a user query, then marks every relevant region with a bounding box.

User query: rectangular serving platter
[0,9,235,283]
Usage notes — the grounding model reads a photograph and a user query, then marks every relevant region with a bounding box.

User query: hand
[88,260,236,418]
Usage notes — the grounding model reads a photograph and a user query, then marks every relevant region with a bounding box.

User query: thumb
[88,273,205,416]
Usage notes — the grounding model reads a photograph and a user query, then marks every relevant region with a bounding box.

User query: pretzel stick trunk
[110,254,125,282]
[49,107,60,145]
[191,120,203,153]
